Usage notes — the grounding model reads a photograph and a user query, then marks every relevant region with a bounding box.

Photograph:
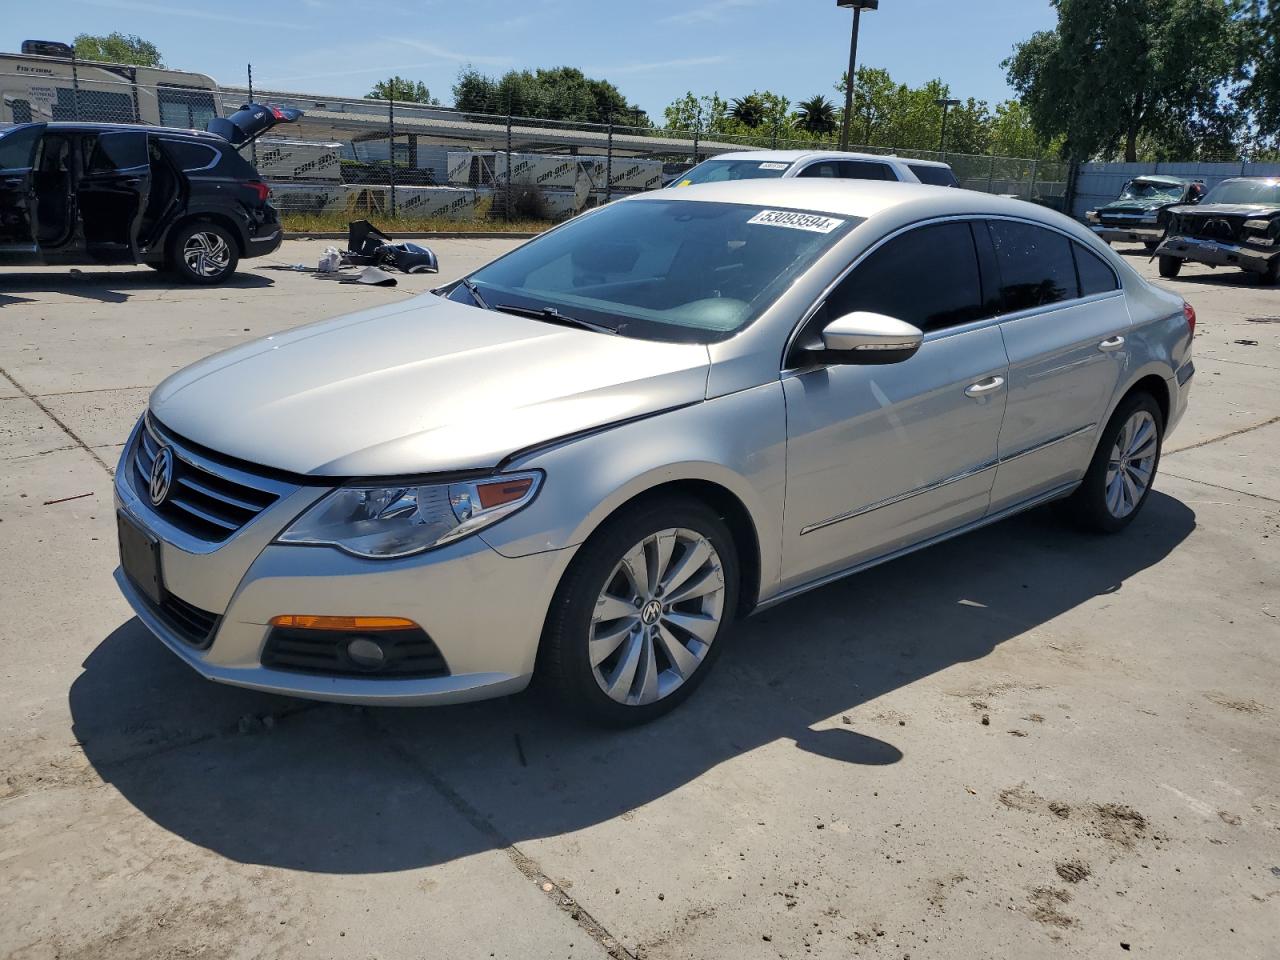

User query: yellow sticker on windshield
[747,210,845,233]
[676,179,693,187]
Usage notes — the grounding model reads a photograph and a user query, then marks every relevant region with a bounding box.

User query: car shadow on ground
[69,492,1195,874]
[0,270,273,306]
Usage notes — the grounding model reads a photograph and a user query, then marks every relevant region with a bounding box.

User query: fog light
[345,636,387,669]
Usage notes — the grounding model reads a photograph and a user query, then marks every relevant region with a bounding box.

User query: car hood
[1165,202,1278,218]
[1099,196,1176,212]
[150,296,711,476]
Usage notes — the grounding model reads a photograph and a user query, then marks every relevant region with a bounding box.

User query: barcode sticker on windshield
[759,162,790,170]
[748,210,845,233]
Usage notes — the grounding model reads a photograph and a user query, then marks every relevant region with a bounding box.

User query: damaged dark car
[1154,177,1280,285]
[0,103,300,284]
[1086,175,1204,252]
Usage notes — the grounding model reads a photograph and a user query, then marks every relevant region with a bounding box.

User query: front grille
[261,627,450,679]
[129,583,220,649]
[1178,214,1246,244]
[131,418,285,543]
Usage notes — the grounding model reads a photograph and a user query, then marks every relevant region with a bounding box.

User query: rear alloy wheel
[170,222,239,285]
[1065,392,1164,533]
[540,497,739,725]
[1158,255,1182,279]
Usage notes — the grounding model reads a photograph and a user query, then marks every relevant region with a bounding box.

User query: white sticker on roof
[747,210,846,233]
[759,162,790,170]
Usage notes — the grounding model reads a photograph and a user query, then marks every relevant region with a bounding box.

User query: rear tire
[1065,392,1164,534]
[539,496,740,726]
[1158,256,1182,279]
[168,221,239,285]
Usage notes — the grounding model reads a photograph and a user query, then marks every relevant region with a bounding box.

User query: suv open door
[206,103,303,149]
[0,124,42,254]
[78,130,152,263]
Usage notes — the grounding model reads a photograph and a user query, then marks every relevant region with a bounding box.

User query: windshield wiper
[494,303,616,335]
[459,277,491,311]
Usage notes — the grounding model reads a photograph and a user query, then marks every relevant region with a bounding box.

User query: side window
[987,220,1080,312]
[797,161,840,179]
[161,139,218,171]
[909,164,959,187]
[838,160,892,180]
[1073,243,1120,297]
[0,126,41,169]
[822,222,986,333]
[86,132,148,173]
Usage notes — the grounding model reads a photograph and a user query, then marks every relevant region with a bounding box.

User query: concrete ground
[0,239,1276,960]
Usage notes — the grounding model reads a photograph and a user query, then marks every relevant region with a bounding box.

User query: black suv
[0,104,300,284]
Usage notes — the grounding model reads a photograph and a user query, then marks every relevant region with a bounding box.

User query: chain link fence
[0,59,1072,229]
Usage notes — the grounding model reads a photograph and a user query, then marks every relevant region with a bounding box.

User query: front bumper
[113,433,574,706]
[1156,235,1278,274]
[1091,224,1162,243]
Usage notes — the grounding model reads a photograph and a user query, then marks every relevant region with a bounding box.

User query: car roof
[39,121,224,141]
[705,149,949,168]
[1130,175,1189,185]
[629,177,1079,231]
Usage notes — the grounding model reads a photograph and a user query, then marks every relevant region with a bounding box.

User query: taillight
[1183,301,1196,337]
[246,180,271,203]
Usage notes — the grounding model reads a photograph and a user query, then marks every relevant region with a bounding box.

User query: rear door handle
[964,376,1005,399]
[1099,336,1126,352]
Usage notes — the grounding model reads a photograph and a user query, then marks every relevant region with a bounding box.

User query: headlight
[1244,219,1272,231]
[1086,211,1100,223]
[277,472,542,559]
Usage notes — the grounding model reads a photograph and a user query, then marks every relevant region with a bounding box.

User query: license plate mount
[118,511,163,605]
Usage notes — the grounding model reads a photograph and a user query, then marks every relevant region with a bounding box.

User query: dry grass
[280,211,549,235]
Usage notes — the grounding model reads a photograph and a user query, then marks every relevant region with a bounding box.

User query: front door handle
[1098,335,1126,352]
[964,376,1005,399]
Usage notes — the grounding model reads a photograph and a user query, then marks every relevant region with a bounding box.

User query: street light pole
[936,97,961,156]
[837,0,878,152]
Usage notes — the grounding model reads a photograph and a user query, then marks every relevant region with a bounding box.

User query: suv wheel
[1066,392,1164,534]
[1158,255,1182,279]
[171,222,239,285]
[540,496,739,726]
[1260,257,1280,287]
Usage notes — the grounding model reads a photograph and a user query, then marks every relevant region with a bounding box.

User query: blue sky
[16,0,1057,117]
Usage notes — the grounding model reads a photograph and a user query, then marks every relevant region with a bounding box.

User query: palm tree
[730,95,766,129]
[794,95,838,137]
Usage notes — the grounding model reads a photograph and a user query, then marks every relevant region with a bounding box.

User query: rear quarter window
[161,139,219,171]
[1074,243,1120,296]
[909,164,959,187]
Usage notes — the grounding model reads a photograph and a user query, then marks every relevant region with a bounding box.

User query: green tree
[73,32,162,67]
[663,92,729,133]
[452,66,646,124]
[838,66,896,146]
[366,77,436,104]
[729,95,766,128]
[988,100,1060,159]
[1004,0,1243,161]
[793,95,838,136]
[1241,0,1279,149]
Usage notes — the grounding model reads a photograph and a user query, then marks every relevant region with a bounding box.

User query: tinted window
[1073,243,1119,297]
[86,132,148,173]
[823,222,986,333]
[797,160,892,181]
[987,220,1079,312]
[674,158,791,185]
[0,126,40,168]
[162,139,218,171]
[908,164,959,187]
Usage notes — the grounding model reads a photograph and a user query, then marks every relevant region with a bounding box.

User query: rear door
[983,219,1130,510]
[0,124,42,254]
[77,130,151,262]
[780,220,1009,589]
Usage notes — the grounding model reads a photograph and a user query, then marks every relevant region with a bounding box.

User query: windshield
[1120,179,1184,201]
[1203,179,1280,206]
[452,198,859,343]
[672,158,794,186]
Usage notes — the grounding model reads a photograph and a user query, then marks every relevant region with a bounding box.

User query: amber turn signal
[268,615,418,632]
[475,476,535,509]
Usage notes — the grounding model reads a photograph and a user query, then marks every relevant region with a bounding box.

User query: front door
[77,130,151,263]
[0,125,42,256]
[980,220,1132,511]
[781,220,1010,590]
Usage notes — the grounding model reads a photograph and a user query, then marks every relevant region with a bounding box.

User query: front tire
[169,222,239,285]
[540,496,740,726]
[1065,392,1164,534]
[1260,257,1280,287]
[1158,255,1182,279]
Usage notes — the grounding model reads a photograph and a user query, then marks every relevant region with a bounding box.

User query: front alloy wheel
[590,528,725,706]
[541,496,739,725]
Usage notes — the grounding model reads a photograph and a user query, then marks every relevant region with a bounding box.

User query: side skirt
[752,481,1079,613]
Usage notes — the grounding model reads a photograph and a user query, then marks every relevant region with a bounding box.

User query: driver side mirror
[808,311,924,365]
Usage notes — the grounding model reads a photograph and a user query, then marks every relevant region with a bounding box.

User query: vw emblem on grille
[149,446,175,507]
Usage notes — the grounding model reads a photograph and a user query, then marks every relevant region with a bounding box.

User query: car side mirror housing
[810,311,924,365]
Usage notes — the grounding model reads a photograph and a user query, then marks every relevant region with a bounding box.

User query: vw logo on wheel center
[640,599,663,626]
[149,446,175,507]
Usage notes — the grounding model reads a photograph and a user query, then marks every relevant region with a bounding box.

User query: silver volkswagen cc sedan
[114,179,1195,725]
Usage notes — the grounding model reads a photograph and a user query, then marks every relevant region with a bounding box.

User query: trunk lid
[206,103,303,148]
